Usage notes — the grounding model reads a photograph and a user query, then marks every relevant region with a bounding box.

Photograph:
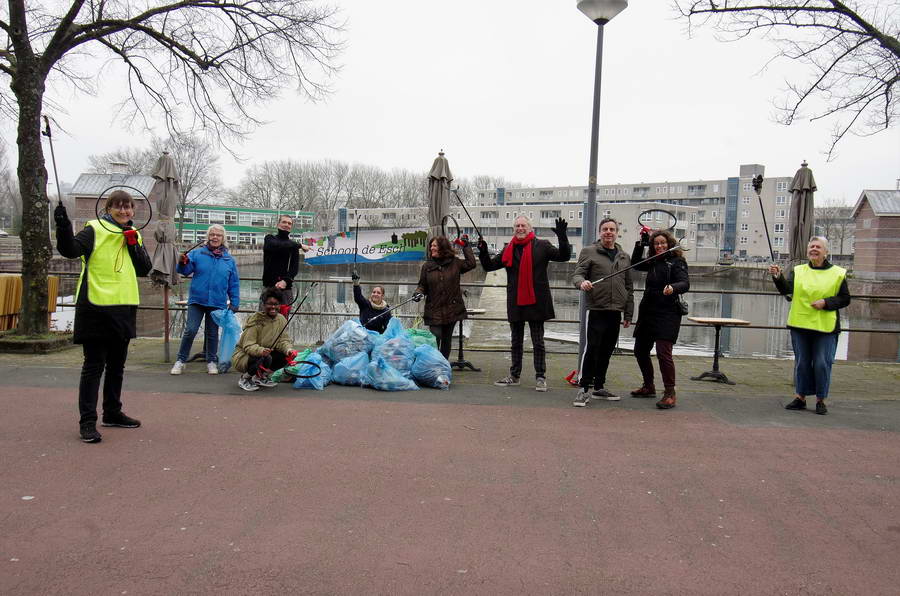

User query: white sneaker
[207,362,219,375]
[535,377,548,392]
[170,360,185,375]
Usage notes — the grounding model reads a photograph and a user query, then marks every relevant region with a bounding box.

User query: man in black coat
[261,214,310,311]
[478,216,571,392]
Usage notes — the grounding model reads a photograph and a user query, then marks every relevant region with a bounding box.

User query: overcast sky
[5,0,898,204]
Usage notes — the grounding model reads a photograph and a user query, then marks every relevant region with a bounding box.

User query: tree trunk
[12,71,51,336]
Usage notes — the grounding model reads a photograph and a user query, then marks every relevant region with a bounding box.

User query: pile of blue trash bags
[291,317,452,392]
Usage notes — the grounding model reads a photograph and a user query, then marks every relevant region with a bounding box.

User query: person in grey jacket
[571,218,634,406]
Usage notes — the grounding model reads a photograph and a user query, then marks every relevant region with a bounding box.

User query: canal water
[53,258,899,362]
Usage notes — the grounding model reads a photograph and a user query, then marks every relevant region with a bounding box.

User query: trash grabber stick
[590,242,688,285]
[451,188,483,239]
[363,293,422,329]
[270,281,319,348]
[41,116,63,206]
[353,212,362,274]
[752,174,777,262]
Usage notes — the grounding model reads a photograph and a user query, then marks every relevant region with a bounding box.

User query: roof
[68,173,156,198]
[851,190,900,218]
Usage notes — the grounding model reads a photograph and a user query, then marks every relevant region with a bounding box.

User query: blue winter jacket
[177,245,241,310]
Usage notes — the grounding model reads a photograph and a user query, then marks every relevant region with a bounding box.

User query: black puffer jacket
[631,242,690,343]
[415,245,476,326]
[262,230,301,289]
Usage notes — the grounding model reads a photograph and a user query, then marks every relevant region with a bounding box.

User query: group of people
[54,192,850,444]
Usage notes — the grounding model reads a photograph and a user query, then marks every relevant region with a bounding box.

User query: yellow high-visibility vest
[786,263,846,333]
[77,220,141,306]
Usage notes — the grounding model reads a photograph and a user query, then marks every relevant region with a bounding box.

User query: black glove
[412,293,424,303]
[229,303,240,313]
[476,238,488,254]
[552,218,568,236]
[640,230,650,246]
[53,204,69,227]
[351,272,360,282]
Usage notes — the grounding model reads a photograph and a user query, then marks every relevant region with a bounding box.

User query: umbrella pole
[163,286,171,362]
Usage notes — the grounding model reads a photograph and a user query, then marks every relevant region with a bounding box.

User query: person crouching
[232,290,298,392]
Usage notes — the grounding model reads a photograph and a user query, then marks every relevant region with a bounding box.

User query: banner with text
[300,228,428,265]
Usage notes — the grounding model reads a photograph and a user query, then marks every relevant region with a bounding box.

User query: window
[773,237,784,247]
[775,195,787,205]
[775,209,786,219]
[774,223,785,233]
[181,231,195,242]
[208,211,225,224]
[578,211,583,219]
[176,210,194,223]
[689,213,696,223]
[742,182,751,191]
[740,223,749,231]
[741,209,750,218]
[569,211,574,219]
[776,181,788,191]
[742,196,751,205]
[239,212,252,226]
[226,233,237,243]
[712,184,720,193]
[195,209,209,224]
[506,212,510,219]
[711,211,718,219]
[239,232,254,244]
[539,190,553,197]
[687,185,706,196]
[250,214,265,227]
[539,210,560,219]
[740,236,748,245]
[698,210,706,219]
[383,213,396,222]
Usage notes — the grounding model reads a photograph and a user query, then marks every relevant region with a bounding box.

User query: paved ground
[1,341,899,595]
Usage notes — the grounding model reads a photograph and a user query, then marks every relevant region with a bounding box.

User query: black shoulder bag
[666,261,689,316]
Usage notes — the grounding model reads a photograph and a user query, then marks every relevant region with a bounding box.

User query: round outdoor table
[688,316,751,385]
[451,308,485,372]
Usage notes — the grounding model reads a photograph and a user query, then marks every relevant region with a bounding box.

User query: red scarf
[502,232,536,306]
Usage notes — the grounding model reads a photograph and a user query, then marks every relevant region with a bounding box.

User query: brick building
[851,189,900,281]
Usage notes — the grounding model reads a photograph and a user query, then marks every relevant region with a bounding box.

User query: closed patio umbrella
[147,151,181,361]
[427,151,452,239]
[788,160,816,262]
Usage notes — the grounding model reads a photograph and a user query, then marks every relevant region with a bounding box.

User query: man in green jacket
[571,218,634,406]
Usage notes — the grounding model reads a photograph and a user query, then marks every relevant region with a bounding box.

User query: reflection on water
[51,259,899,362]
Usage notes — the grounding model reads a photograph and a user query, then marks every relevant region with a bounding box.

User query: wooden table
[452,308,485,372]
[688,316,751,385]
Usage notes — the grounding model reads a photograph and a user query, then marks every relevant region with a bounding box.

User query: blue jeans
[177,304,220,363]
[790,328,838,399]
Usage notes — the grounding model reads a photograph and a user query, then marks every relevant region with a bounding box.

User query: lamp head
[577,0,628,23]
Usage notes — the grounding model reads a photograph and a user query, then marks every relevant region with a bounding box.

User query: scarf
[502,232,536,306]
[206,242,226,258]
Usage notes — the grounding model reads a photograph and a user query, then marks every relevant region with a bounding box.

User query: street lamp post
[576,0,627,375]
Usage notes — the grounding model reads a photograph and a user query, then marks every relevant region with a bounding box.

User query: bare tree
[675,1,900,159]
[87,147,157,175]
[1,0,342,335]
[815,196,855,255]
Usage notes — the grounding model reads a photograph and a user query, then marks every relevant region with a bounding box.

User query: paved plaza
[1,340,898,595]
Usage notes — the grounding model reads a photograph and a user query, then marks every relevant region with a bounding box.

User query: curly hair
[649,229,682,259]
[427,236,456,260]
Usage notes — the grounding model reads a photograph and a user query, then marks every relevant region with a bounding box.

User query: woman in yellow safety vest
[55,190,152,443]
[769,237,850,416]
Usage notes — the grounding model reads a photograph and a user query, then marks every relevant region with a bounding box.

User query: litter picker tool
[352,211,362,275]
[590,239,689,285]
[363,292,424,329]
[41,116,63,207]
[270,281,318,348]
[752,174,777,262]
[450,187,483,240]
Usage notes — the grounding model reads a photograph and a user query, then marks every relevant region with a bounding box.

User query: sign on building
[300,228,427,265]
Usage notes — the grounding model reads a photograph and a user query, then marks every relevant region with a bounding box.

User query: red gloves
[123,228,138,246]
[286,350,299,365]
[179,253,189,266]
[279,304,291,317]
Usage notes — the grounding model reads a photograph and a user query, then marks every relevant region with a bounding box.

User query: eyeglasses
[110,204,134,211]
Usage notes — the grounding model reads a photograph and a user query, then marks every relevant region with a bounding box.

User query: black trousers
[79,337,130,425]
[578,310,622,389]
[429,323,456,359]
[509,320,546,379]
[247,351,289,376]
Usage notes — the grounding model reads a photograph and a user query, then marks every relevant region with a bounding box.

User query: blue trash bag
[366,328,386,354]
[411,344,452,390]
[371,334,416,378]
[332,351,370,386]
[363,355,419,391]
[382,317,405,339]
[292,352,332,390]
[319,320,371,363]
[210,308,242,373]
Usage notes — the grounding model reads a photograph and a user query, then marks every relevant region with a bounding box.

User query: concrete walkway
[1,341,898,595]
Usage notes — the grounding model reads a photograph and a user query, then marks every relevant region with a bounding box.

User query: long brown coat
[415,245,476,326]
